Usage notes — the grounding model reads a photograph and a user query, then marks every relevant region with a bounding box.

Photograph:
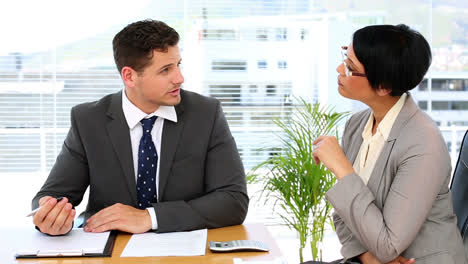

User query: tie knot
[141,116,157,135]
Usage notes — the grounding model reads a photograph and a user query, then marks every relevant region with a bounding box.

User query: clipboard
[15,230,118,259]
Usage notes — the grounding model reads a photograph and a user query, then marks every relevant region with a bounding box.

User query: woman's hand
[386,256,415,264]
[359,251,382,264]
[312,135,354,180]
[359,251,415,264]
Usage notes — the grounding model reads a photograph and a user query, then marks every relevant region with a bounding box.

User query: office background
[0,0,467,262]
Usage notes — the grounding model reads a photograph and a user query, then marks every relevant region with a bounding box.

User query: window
[224,111,243,126]
[266,85,277,96]
[430,101,468,111]
[275,28,288,41]
[257,60,267,69]
[433,101,449,110]
[208,84,241,106]
[300,28,309,40]
[256,28,268,41]
[249,85,258,93]
[418,79,428,91]
[277,60,287,69]
[201,29,237,40]
[420,78,468,91]
[452,121,468,126]
[418,101,428,110]
[211,60,247,71]
[250,111,291,126]
[452,101,468,110]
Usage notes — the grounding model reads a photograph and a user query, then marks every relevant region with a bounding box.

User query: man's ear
[121,66,137,88]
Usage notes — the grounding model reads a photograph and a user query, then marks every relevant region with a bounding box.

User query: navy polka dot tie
[136,116,158,209]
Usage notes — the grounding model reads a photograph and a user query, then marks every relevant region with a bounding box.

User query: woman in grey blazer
[312,25,466,264]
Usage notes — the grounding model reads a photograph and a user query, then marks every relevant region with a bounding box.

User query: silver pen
[26,197,65,217]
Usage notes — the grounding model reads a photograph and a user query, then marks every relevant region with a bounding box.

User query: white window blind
[0,0,320,174]
[0,39,123,173]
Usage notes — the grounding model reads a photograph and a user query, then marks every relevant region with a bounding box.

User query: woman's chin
[338,86,347,97]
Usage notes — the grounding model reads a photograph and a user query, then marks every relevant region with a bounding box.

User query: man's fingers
[38,196,53,206]
[51,203,72,232]
[85,205,120,231]
[59,209,76,234]
[41,199,67,230]
[87,220,119,233]
[30,197,74,236]
[86,204,115,224]
[85,204,151,234]
[33,198,58,225]
[33,198,75,236]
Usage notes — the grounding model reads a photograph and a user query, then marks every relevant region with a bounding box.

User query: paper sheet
[121,228,207,257]
[233,258,288,264]
[0,228,110,259]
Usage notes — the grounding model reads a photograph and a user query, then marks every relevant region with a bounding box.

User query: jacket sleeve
[153,100,249,232]
[32,106,89,211]
[333,211,367,259]
[332,115,367,260]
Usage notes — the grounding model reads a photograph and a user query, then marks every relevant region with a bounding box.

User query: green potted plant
[248,98,348,262]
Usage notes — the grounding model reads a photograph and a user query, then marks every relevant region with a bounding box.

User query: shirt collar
[362,93,407,141]
[122,89,178,130]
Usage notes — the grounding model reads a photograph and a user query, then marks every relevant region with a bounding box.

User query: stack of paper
[233,258,288,264]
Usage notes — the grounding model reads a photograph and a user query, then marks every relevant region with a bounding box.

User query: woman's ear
[376,86,392,96]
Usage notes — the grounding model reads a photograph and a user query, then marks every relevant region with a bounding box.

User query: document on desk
[121,228,207,257]
[3,228,115,258]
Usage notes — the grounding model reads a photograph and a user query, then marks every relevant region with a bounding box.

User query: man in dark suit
[31,19,248,235]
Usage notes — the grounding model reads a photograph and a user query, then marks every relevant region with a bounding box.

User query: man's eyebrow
[158,59,182,70]
[158,63,172,70]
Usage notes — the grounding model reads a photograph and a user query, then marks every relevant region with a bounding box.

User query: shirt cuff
[146,208,158,230]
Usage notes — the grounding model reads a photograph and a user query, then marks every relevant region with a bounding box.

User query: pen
[26,197,65,217]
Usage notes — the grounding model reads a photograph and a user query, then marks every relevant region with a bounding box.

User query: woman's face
[336,43,377,103]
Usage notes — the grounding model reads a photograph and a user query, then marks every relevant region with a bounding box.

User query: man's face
[126,45,184,113]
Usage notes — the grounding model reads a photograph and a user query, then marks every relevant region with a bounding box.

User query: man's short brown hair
[112,19,179,74]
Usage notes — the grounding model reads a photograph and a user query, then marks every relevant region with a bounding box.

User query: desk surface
[15,223,283,264]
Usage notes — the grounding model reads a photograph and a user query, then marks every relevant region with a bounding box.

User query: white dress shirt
[353,93,407,184]
[121,90,177,230]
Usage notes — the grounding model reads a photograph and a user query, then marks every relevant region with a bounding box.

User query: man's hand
[33,196,75,235]
[84,203,152,234]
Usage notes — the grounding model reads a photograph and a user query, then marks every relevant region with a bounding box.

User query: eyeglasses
[341,46,366,77]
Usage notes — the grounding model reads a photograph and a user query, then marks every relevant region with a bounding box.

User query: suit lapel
[366,93,419,194]
[366,139,396,196]
[346,111,369,164]
[158,93,185,200]
[105,91,138,205]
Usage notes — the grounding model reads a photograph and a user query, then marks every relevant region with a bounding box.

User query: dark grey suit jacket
[326,94,467,264]
[32,89,249,233]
